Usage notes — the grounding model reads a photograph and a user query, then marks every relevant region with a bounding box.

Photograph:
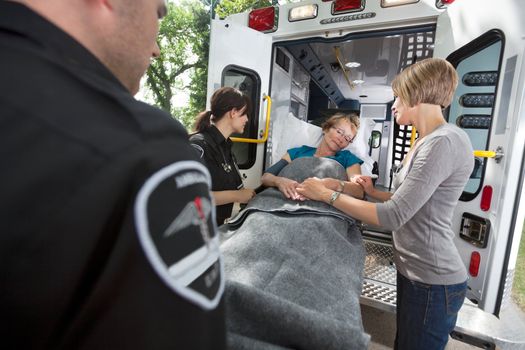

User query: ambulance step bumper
[359,238,525,349]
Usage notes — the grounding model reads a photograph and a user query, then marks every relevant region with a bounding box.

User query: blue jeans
[394,272,467,350]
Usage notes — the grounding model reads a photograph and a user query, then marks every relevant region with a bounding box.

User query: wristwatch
[329,191,341,205]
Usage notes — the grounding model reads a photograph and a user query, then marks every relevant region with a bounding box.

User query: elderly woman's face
[325,120,355,150]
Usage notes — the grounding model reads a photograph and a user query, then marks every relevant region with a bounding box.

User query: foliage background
[142,0,274,130]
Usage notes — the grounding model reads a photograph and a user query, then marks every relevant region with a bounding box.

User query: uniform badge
[134,160,223,310]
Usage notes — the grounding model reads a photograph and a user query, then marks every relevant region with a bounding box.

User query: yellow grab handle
[231,95,272,144]
[474,150,496,158]
[473,147,504,163]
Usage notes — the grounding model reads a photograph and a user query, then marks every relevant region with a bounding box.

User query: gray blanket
[219,157,370,350]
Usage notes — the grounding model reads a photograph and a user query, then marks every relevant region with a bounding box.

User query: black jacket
[190,126,243,225]
[0,2,225,349]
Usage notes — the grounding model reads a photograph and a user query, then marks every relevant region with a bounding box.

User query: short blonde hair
[391,58,458,108]
[321,112,360,134]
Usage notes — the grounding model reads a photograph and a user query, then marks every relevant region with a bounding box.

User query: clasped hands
[279,175,375,202]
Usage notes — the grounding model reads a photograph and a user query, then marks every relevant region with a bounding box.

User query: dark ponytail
[192,87,252,133]
[193,110,213,133]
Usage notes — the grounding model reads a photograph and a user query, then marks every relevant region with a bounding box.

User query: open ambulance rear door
[207,20,273,190]
[434,0,525,345]
[435,0,525,315]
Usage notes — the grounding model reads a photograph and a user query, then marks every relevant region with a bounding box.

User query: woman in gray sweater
[297,58,474,350]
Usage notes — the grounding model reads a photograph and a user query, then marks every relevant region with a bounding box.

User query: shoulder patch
[190,143,205,158]
[134,160,223,310]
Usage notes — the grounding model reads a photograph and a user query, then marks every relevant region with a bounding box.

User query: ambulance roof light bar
[248,6,278,33]
[381,0,420,8]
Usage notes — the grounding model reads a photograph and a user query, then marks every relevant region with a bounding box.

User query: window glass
[222,67,261,169]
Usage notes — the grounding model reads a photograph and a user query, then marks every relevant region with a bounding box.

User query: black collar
[206,125,233,149]
[0,1,126,93]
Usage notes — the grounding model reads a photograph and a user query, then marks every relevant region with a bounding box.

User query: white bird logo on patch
[164,197,212,243]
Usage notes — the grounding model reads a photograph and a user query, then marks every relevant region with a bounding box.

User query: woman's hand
[296,177,332,202]
[236,188,256,204]
[351,175,375,195]
[276,177,305,201]
[321,178,342,192]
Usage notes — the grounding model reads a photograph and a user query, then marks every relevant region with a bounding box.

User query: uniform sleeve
[189,136,217,173]
[189,135,206,159]
[36,136,227,349]
[376,136,455,231]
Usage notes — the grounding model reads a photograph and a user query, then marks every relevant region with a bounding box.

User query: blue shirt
[287,145,363,169]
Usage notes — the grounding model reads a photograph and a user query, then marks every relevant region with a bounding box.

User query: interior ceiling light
[345,61,361,68]
[352,80,365,85]
[381,0,420,8]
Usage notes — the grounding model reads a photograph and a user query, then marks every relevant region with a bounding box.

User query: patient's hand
[237,188,256,204]
[321,178,341,192]
[277,177,305,201]
[351,175,374,195]
[297,177,331,202]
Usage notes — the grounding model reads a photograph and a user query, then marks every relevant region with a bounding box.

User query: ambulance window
[446,30,504,201]
[222,66,261,169]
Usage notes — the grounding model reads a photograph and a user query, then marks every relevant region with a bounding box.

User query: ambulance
[206,0,525,347]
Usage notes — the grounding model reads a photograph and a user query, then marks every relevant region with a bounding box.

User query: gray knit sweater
[376,123,474,285]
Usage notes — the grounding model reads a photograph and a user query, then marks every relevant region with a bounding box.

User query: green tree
[144,0,209,129]
[143,0,284,130]
[214,0,272,19]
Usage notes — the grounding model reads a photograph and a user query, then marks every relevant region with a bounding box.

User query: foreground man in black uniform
[0,0,225,348]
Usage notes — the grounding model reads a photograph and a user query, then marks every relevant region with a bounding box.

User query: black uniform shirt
[0,2,225,349]
[189,126,243,225]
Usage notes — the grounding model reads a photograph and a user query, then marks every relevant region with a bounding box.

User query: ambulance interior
[262,29,432,311]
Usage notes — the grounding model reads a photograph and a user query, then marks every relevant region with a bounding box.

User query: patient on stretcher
[262,113,366,200]
[219,157,370,350]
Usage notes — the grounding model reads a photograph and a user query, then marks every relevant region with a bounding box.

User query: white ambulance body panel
[207,20,272,190]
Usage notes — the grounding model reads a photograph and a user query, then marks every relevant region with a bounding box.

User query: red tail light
[469,251,481,277]
[436,0,455,8]
[480,185,493,211]
[248,7,278,33]
[332,0,364,15]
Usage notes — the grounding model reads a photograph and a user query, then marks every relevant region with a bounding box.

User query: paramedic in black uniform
[190,87,256,226]
[0,0,225,349]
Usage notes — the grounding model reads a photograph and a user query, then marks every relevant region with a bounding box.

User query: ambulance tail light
[332,0,364,15]
[381,0,420,8]
[480,185,493,211]
[436,0,455,8]
[469,251,481,277]
[249,7,278,33]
